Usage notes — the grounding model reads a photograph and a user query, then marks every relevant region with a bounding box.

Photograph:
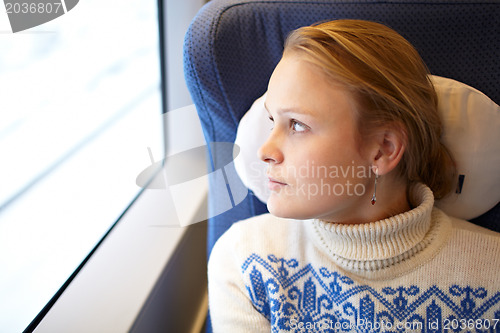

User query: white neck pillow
[233,75,500,220]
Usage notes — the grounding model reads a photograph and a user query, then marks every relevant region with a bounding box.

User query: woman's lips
[267,177,287,191]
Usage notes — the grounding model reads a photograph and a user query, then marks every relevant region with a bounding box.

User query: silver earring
[371,167,378,205]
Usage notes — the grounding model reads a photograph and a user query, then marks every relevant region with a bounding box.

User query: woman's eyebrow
[280,108,314,117]
[264,102,314,118]
[264,102,270,114]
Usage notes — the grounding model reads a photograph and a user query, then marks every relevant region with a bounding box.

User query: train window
[0,0,164,331]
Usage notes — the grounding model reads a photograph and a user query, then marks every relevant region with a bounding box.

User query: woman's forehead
[266,55,357,117]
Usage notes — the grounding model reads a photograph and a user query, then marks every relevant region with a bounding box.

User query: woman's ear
[371,123,406,176]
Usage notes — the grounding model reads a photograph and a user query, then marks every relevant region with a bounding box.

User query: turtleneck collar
[309,183,451,276]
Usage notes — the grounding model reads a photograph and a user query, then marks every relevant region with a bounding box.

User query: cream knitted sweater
[208,184,500,332]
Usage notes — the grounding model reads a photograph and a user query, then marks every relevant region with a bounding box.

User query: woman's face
[259,54,376,223]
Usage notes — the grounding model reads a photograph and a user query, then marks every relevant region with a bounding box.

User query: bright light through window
[0,1,164,331]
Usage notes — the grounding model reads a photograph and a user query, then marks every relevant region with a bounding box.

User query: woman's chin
[267,198,313,220]
[267,198,291,219]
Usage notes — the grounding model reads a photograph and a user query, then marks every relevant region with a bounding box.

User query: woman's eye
[291,120,307,132]
[268,116,274,130]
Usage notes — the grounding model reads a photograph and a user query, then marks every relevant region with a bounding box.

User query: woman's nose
[258,132,284,164]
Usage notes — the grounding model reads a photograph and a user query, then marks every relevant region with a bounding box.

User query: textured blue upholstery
[184,0,500,258]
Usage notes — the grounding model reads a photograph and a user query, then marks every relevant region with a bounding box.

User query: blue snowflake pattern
[242,254,500,332]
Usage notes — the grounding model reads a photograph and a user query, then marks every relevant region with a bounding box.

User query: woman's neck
[310,183,448,276]
[321,176,411,225]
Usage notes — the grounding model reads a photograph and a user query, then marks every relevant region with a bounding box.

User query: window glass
[0,1,164,331]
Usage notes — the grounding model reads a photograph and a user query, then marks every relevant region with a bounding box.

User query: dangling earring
[371,167,378,205]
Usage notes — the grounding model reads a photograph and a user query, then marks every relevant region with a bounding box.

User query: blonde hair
[284,19,456,199]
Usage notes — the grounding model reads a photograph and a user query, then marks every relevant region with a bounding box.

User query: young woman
[208,20,500,332]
